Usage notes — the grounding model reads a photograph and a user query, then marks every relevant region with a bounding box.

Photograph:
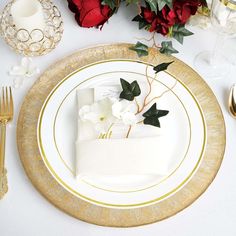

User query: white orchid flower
[79,98,117,133]
[112,100,137,125]
[9,57,40,78]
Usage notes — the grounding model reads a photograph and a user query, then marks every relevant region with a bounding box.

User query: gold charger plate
[17,44,226,227]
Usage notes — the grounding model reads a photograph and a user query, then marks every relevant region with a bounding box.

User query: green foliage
[143,103,169,127]
[144,0,173,12]
[129,41,149,57]
[160,41,179,55]
[132,15,150,29]
[171,24,193,44]
[125,0,139,4]
[157,0,173,11]
[119,79,141,101]
[153,61,174,74]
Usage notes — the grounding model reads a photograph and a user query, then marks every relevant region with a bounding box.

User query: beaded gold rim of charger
[0,0,63,56]
[17,44,226,227]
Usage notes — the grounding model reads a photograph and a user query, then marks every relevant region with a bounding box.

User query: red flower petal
[79,0,105,25]
[71,0,82,10]
[101,5,111,18]
[173,0,201,24]
[143,8,156,23]
[178,7,191,23]
[81,7,108,27]
[67,0,80,13]
[81,0,100,12]
[168,10,176,21]
[149,19,157,32]
[75,13,82,26]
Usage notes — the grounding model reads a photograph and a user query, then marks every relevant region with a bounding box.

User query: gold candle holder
[0,0,63,56]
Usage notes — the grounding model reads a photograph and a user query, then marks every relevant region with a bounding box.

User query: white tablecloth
[0,1,236,235]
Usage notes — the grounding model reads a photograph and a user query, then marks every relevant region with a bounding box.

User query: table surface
[0,1,236,235]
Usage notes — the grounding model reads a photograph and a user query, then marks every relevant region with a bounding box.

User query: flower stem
[135,62,177,116]
[151,34,160,48]
[135,33,161,49]
[126,125,132,138]
[136,64,153,114]
[137,1,142,14]
[134,98,140,112]
[137,119,144,124]
[145,80,177,107]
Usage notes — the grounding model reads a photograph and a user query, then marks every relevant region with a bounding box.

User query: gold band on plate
[38,63,202,207]
[17,44,226,227]
[52,69,193,194]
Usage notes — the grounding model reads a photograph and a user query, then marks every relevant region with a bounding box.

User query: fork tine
[0,87,14,119]
[9,87,13,116]
[2,87,5,113]
[5,87,9,113]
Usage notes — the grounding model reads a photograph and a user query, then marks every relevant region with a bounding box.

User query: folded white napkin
[76,88,171,178]
[76,137,170,177]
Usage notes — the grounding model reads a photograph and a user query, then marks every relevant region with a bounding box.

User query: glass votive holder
[0,0,63,57]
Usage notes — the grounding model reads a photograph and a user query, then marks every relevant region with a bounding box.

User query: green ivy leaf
[153,61,174,74]
[129,41,149,57]
[126,0,139,4]
[101,0,117,10]
[120,78,141,101]
[143,103,169,127]
[160,41,178,55]
[157,0,173,11]
[171,24,193,44]
[132,15,149,29]
[146,0,158,13]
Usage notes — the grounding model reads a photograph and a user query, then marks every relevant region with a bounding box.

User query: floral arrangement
[79,61,174,138]
[67,0,209,55]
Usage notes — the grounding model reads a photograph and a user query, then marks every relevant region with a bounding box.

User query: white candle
[11,0,45,32]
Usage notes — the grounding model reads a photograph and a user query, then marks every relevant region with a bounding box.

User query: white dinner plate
[37,59,206,208]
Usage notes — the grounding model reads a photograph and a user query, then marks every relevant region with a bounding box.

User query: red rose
[67,0,112,28]
[157,7,176,34]
[174,0,201,24]
[142,7,156,24]
[141,6,176,35]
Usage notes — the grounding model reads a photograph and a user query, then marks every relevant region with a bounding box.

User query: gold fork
[0,87,13,199]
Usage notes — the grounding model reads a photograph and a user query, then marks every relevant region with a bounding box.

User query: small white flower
[13,78,25,89]
[9,57,40,78]
[79,98,116,133]
[121,112,137,125]
[112,100,137,125]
